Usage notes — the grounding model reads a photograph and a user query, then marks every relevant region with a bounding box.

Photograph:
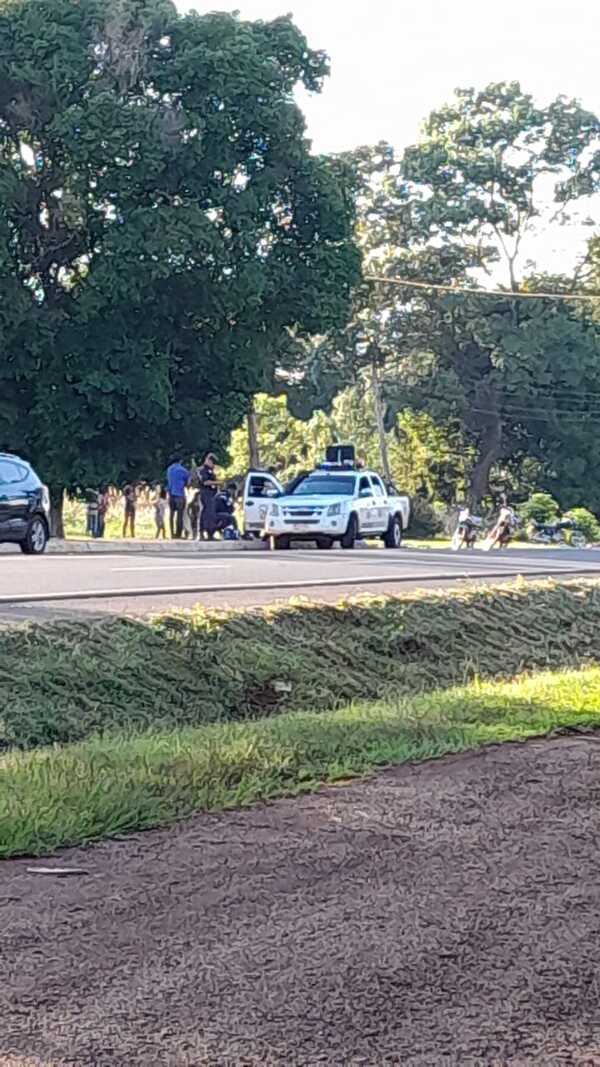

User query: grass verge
[2,664,600,859]
[3,579,600,752]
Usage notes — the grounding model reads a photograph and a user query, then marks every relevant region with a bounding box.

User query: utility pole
[371,360,392,483]
[247,397,261,469]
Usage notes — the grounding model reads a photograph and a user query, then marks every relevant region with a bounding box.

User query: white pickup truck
[241,464,411,550]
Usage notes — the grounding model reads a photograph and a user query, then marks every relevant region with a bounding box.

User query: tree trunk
[49,486,65,539]
[247,399,261,469]
[371,362,392,483]
[467,415,502,510]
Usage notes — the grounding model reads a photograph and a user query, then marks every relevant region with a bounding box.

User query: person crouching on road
[215,482,239,537]
[166,455,190,539]
[199,452,219,540]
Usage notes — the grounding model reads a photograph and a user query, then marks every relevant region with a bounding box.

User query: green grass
[3,579,600,752]
[2,664,600,859]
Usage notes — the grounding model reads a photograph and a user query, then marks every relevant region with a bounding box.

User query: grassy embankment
[2,579,600,858]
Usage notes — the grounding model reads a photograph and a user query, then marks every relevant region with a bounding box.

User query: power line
[366,275,600,302]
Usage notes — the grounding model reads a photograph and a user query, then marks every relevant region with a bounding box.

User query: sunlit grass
[2,664,599,858]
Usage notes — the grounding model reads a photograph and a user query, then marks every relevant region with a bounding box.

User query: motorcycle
[527,518,586,548]
[451,509,483,551]
[482,512,520,551]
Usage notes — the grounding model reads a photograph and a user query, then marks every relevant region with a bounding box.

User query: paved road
[2,543,600,619]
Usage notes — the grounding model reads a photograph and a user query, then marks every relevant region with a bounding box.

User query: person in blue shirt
[166,456,190,539]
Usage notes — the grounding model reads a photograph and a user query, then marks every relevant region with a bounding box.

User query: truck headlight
[270,504,280,517]
[327,503,341,517]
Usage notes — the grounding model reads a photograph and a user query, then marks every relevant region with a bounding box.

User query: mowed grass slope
[3,664,600,858]
[2,579,600,752]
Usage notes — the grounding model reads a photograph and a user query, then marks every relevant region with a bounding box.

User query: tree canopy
[0,0,360,522]
[288,84,600,508]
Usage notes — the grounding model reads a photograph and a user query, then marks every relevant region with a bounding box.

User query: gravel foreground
[2,736,600,1066]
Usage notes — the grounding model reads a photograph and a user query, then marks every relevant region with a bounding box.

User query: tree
[0,0,359,531]
[364,83,600,506]
[223,388,462,502]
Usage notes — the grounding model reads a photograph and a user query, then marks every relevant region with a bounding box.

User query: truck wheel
[384,515,403,549]
[340,514,358,550]
[316,537,333,550]
[270,535,290,551]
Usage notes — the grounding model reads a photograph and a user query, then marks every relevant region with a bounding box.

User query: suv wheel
[340,514,358,550]
[384,515,403,549]
[20,516,48,555]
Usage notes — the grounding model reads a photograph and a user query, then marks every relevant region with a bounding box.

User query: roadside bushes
[409,496,445,538]
[519,493,560,525]
[2,579,600,752]
[564,508,600,543]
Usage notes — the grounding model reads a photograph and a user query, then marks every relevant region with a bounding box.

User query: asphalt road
[2,543,600,620]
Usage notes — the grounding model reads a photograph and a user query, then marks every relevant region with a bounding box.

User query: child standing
[155,487,168,539]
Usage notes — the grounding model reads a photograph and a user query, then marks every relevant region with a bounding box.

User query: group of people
[162,453,238,541]
[84,453,239,541]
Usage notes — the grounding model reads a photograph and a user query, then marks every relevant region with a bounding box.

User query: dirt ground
[3,736,600,1067]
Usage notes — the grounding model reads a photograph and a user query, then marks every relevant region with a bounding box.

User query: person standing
[199,452,219,540]
[154,487,168,539]
[166,456,190,539]
[85,488,99,538]
[97,487,109,539]
[122,484,136,538]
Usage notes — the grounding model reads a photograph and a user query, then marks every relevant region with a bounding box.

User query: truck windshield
[292,476,356,497]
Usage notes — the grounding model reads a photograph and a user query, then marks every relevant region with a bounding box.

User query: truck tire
[316,536,333,550]
[341,514,358,550]
[384,514,403,549]
[269,534,290,551]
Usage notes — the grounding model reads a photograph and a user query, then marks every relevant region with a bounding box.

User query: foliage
[408,496,445,539]
[564,508,600,542]
[4,662,600,858]
[519,493,560,525]
[222,389,461,500]
[0,0,359,512]
[3,578,600,752]
[302,85,600,507]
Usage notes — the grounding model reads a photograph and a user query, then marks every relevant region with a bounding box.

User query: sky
[180,0,600,275]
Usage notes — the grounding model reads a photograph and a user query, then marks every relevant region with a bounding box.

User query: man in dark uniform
[199,453,218,540]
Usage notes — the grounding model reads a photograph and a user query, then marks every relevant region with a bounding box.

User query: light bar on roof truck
[325,443,355,467]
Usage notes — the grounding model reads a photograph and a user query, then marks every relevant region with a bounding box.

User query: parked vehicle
[0,453,50,554]
[527,518,586,548]
[244,446,411,550]
[451,507,483,551]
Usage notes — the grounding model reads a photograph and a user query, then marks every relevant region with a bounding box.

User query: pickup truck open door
[242,470,284,537]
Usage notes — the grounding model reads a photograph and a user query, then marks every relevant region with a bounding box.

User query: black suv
[0,453,50,554]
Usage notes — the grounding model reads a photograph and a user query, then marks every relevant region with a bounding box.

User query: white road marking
[111,564,230,572]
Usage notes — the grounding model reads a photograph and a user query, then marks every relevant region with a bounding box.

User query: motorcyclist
[454,504,483,549]
[488,496,518,548]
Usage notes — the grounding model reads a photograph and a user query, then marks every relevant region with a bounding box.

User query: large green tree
[382,82,600,506]
[297,84,600,508]
[0,0,359,530]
